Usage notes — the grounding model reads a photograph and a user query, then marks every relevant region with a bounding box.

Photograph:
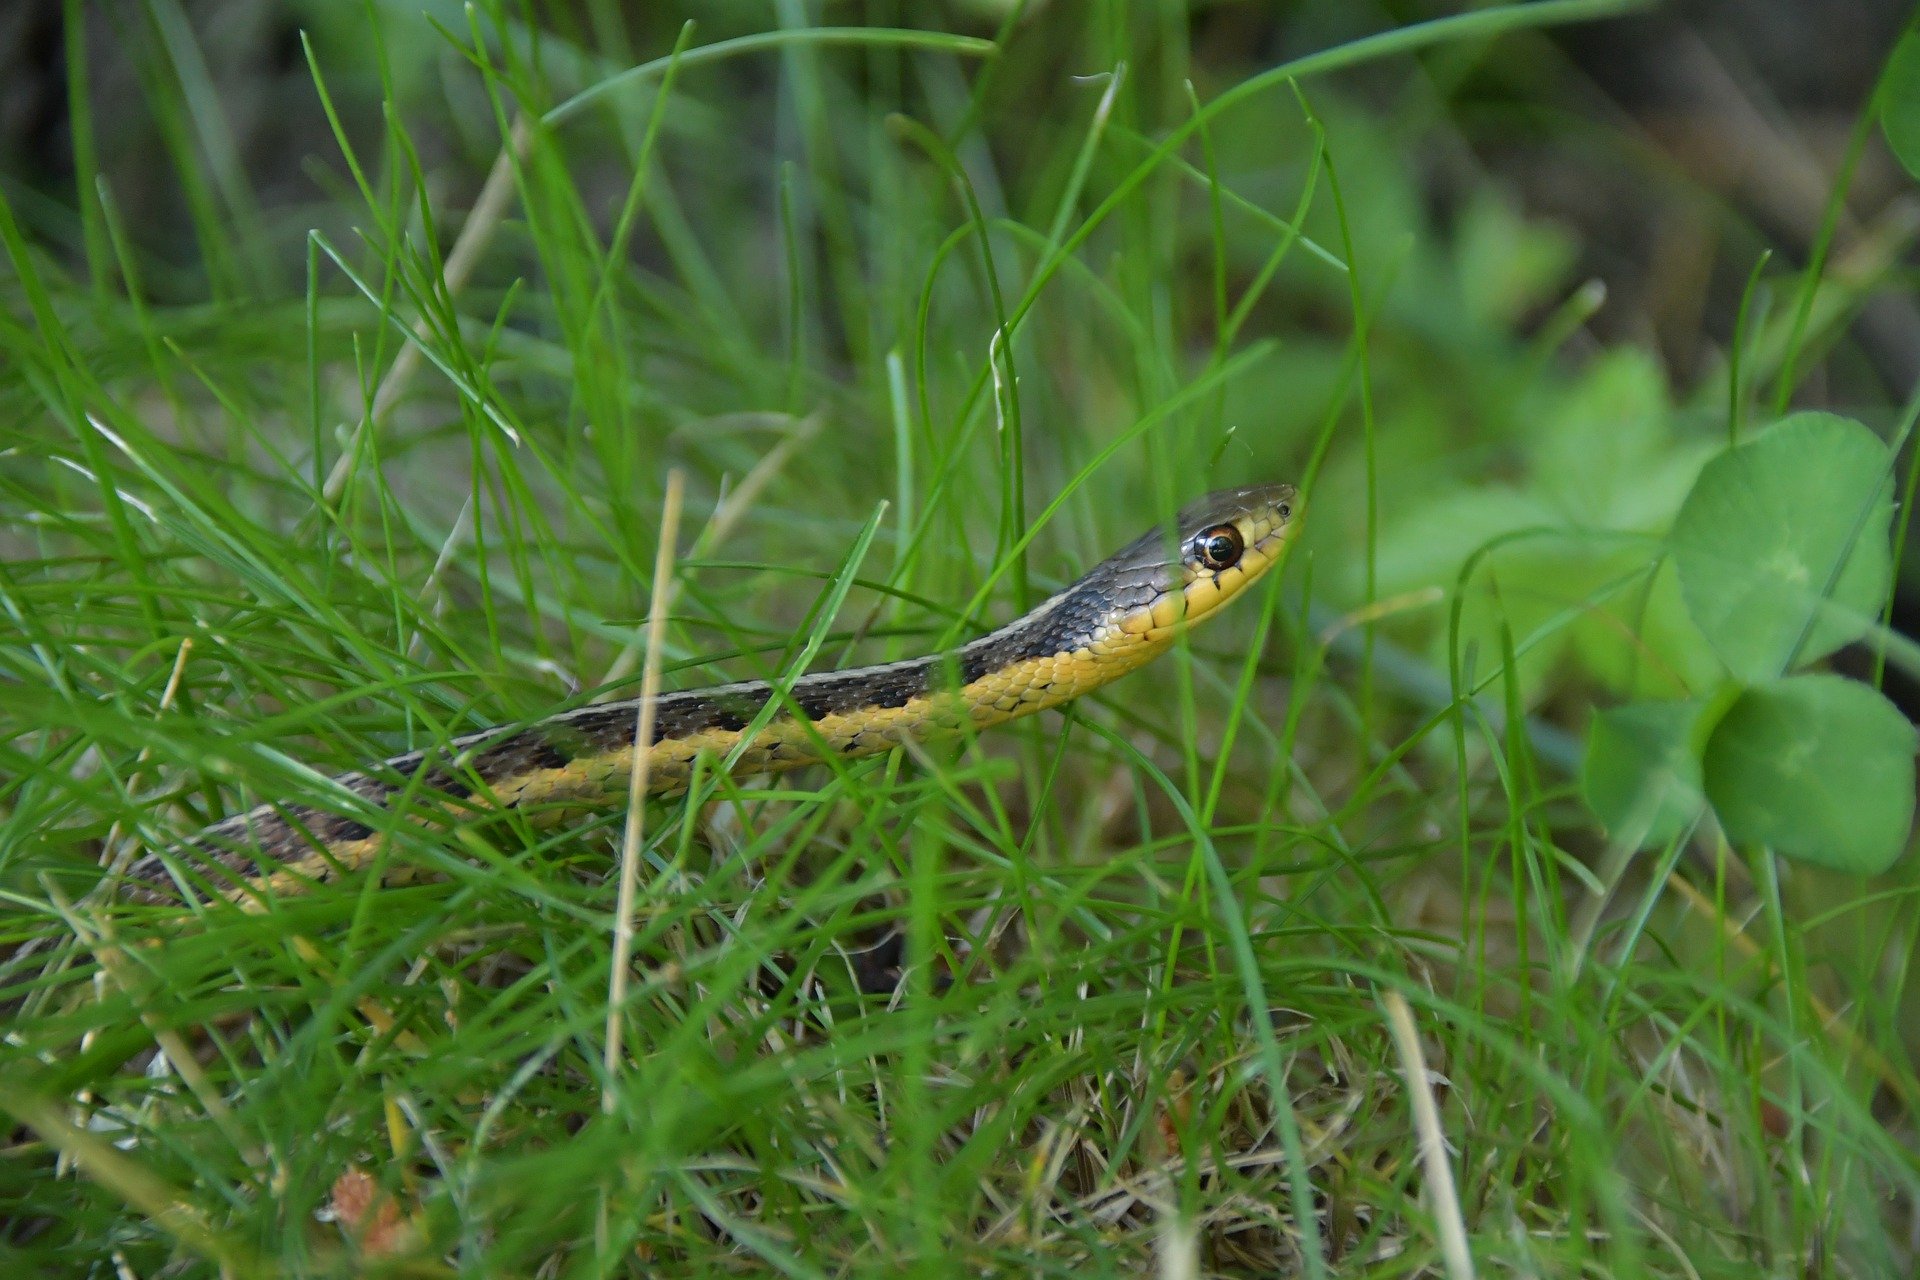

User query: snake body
[128,484,1296,904]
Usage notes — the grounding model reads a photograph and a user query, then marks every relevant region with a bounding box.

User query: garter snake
[126,484,1296,905]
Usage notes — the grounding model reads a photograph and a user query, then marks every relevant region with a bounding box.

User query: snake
[124,484,1296,906]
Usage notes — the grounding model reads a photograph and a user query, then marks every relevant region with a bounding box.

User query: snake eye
[1192,523,1244,571]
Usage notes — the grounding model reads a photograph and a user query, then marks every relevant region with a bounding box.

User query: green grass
[4,3,1918,1276]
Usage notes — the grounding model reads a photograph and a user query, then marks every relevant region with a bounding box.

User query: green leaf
[1583,699,1708,848]
[1572,555,1725,700]
[1702,674,1918,873]
[1881,27,1920,182]
[1669,413,1893,681]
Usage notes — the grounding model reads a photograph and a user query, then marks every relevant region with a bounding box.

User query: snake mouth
[1247,508,1297,565]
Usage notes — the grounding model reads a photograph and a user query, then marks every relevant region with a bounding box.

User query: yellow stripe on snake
[127,485,1297,906]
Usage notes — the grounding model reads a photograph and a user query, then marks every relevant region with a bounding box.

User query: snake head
[1104,483,1299,639]
[956,483,1300,681]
